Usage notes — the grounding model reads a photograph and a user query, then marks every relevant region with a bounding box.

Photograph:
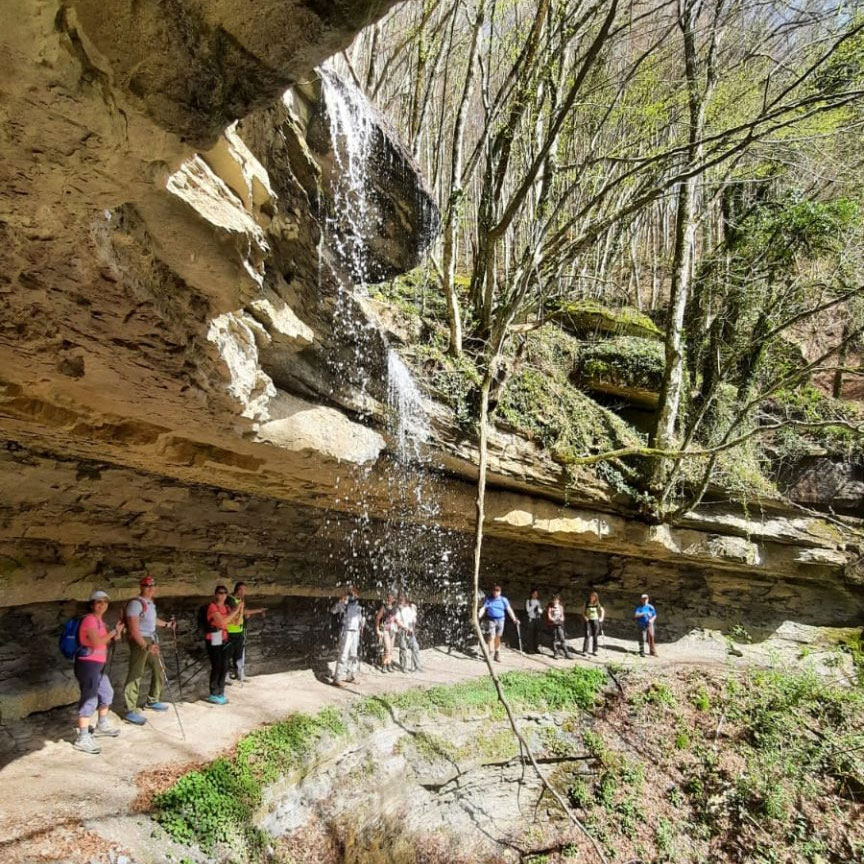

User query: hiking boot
[206,694,228,705]
[145,701,169,712]
[73,731,101,754]
[332,679,345,688]
[345,676,356,683]
[493,651,501,662]
[124,711,147,726]
[91,722,120,738]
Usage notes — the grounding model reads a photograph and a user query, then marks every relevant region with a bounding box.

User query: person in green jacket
[226,582,266,683]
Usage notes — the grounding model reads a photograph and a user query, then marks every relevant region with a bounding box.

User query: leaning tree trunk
[470,354,609,864]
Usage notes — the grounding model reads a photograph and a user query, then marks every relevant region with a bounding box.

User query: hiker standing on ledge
[226,581,266,683]
[478,585,519,662]
[582,591,605,656]
[634,593,658,657]
[204,585,244,704]
[545,594,572,659]
[123,574,176,726]
[332,587,364,686]
[375,592,399,673]
[524,589,543,654]
[73,590,124,754]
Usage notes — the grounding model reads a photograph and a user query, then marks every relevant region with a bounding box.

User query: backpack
[121,597,149,641]
[59,616,92,660]
[196,602,215,640]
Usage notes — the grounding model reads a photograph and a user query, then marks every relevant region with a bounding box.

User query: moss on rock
[575,336,665,405]
[551,299,663,341]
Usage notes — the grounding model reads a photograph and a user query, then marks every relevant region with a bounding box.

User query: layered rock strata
[0,1,861,722]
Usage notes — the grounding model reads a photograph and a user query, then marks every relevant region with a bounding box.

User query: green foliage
[550,299,663,340]
[153,709,348,853]
[496,325,644,468]
[576,336,665,393]
[813,15,864,97]
[768,385,864,460]
[385,665,606,719]
[734,195,860,265]
[629,681,677,709]
[691,685,712,712]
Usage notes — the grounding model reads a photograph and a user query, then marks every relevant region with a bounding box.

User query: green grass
[384,665,606,719]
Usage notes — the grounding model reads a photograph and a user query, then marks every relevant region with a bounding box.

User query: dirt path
[0,632,754,863]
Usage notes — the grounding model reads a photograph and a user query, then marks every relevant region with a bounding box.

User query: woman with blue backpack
[72,590,125,754]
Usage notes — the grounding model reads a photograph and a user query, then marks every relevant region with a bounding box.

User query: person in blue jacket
[478,585,520,662]
[634,593,657,657]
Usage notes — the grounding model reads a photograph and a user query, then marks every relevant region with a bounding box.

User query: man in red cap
[123,574,176,725]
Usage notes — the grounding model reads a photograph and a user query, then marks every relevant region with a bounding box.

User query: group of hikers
[65,575,658,754]
[330,589,422,686]
[479,586,658,661]
[66,576,263,754]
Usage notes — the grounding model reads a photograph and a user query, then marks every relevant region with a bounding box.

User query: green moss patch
[152,708,346,853]
[550,300,663,341]
[497,325,645,466]
[575,336,665,398]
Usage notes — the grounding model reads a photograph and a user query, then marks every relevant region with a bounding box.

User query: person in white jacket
[331,587,364,686]
[395,595,422,673]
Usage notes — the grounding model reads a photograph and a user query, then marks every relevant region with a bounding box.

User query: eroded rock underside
[1,0,862,721]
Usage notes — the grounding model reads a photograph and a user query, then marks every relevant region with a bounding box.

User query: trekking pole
[171,616,183,701]
[516,621,524,656]
[154,634,186,740]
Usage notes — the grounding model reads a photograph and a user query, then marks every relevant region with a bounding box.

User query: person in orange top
[74,590,125,754]
[204,585,243,704]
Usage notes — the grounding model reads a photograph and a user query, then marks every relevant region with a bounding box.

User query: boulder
[303,71,440,282]
[779,457,864,515]
[573,336,665,407]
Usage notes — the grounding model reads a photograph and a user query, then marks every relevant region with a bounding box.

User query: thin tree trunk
[471,361,609,864]
[833,323,850,398]
[443,0,485,357]
[651,0,720,504]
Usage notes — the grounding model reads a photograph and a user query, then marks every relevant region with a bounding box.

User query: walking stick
[154,633,186,740]
[516,621,524,656]
[171,616,183,700]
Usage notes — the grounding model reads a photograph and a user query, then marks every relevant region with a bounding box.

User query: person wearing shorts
[477,585,519,662]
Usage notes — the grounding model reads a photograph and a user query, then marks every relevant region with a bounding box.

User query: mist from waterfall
[317,67,469,643]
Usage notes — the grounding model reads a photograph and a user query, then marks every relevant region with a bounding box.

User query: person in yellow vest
[225,582,266,683]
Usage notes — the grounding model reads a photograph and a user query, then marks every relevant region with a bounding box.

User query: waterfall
[386,348,430,461]
[319,67,378,287]
[316,66,468,641]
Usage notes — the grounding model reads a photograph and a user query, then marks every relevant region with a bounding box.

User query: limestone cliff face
[0,2,861,722]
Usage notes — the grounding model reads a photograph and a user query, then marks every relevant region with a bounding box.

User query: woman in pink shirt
[204,585,243,704]
[74,589,125,754]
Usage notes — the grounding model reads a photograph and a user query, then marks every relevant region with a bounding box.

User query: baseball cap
[640,593,649,599]
[140,574,156,587]
[90,589,110,601]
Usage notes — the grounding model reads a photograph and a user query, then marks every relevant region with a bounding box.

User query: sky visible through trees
[339,0,863,525]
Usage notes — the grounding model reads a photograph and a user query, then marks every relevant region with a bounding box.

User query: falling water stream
[317,68,468,636]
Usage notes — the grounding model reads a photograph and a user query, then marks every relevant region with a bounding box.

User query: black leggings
[207,643,228,696]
